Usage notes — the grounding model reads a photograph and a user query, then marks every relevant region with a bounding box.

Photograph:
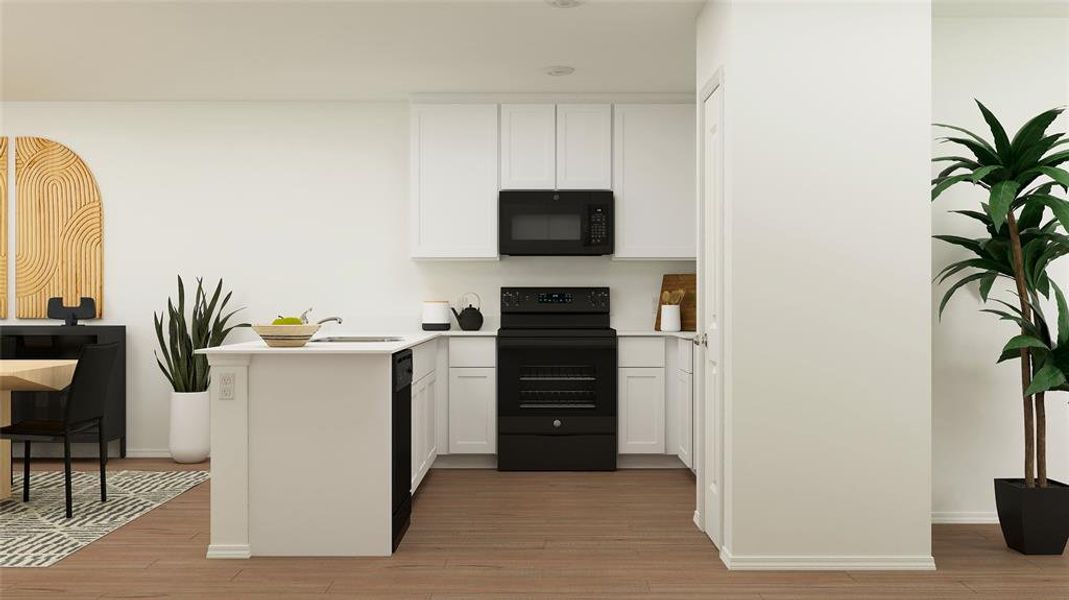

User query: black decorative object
[994,478,1069,555]
[47,297,97,326]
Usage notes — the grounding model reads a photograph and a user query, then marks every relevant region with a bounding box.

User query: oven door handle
[497,337,618,350]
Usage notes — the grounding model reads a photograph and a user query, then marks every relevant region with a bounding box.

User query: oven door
[498,190,613,256]
[497,335,617,435]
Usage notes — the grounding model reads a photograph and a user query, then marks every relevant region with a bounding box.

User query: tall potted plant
[934,102,1069,554]
[154,276,248,463]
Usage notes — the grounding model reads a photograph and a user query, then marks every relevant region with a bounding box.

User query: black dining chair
[1,342,119,518]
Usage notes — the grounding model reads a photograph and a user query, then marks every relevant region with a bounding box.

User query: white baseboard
[431,454,497,469]
[719,548,936,571]
[617,454,690,469]
[430,454,690,470]
[693,510,704,530]
[931,511,999,524]
[206,544,251,559]
[125,449,174,459]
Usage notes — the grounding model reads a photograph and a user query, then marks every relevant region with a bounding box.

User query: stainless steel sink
[310,336,404,343]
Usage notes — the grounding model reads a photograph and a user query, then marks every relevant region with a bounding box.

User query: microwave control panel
[588,206,609,246]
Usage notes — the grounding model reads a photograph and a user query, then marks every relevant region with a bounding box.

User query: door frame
[695,68,731,555]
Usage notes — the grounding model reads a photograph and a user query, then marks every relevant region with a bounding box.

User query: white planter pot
[169,391,210,463]
[660,305,682,332]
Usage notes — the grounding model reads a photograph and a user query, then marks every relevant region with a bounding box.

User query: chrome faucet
[316,316,343,325]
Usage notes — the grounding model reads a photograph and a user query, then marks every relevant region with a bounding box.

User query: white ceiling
[0,0,703,101]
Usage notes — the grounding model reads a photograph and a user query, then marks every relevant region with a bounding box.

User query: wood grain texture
[655,273,697,331]
[1,138,8,319]
[14,137,103,319]
[2,460,1066,599]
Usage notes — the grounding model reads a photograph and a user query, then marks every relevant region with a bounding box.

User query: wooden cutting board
[654,273,697,331]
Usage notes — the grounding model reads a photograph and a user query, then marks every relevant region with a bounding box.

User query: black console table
[0,325,127,457]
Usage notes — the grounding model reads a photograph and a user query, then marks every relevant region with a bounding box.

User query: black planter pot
[994,478,1069,555]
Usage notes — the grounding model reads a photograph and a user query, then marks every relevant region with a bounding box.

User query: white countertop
[199,328,690,355]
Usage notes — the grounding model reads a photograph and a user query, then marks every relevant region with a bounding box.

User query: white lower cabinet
[674,369,693,469]
[448,367,496,454]
[618,367,666,454]
[411,370,437,493]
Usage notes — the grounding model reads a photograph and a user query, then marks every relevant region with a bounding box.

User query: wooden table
[0,359,78,500]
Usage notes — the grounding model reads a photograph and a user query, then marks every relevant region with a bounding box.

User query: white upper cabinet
[556,104,613,190]
[500,104,556,190]
[612,104,697,259]
[410,104,499,259]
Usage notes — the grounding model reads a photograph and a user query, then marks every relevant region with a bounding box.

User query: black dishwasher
[392,350,414,552]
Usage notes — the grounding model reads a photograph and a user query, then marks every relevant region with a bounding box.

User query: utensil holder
[660,305,681,332]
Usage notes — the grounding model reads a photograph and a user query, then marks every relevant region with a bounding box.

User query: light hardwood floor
[2,458,1066,599]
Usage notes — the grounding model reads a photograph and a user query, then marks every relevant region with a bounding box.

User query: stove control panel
[501,287,610,313]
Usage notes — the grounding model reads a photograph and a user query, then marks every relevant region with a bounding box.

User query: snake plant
[933,101,1069,488]
[154,276,249,393]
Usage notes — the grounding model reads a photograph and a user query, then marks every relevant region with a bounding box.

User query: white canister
[660,305,682,332]
[422,300,452,331]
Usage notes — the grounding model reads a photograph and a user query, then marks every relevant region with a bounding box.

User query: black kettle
[451,292,484,331]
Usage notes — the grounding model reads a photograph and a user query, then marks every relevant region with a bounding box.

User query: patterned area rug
[1,470,209,567]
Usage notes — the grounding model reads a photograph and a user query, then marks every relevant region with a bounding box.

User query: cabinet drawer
[677,337,693,373]
[413,340,438,382]
[449,337,496,368]
[619,337,665,368]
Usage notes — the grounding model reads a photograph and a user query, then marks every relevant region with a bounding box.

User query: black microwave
[498,190,614,256]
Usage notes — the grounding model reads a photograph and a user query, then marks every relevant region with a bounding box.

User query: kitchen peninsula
[199,334,446,558]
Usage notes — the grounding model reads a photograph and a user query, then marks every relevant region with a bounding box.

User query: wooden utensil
[655,274,697,331]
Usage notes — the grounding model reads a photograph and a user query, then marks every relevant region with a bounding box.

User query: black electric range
[497,287,618,471]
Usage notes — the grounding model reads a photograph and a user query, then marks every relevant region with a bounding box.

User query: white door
[500,104,556,189]
[612,104,697,259]
[618,367,666,454]
[556,104,612,189]
[448,368,496,454]
[699,84,725,547]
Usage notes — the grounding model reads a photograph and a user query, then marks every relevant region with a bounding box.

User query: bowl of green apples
[251,315,321,348]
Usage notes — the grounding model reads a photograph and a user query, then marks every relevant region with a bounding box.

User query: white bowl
[251,323,321,348]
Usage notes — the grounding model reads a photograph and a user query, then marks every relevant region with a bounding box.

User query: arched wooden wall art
[15,137,104,319]
[0,138,8,318]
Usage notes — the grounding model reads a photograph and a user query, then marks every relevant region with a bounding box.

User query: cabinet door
[411,376,426,491]
[612,104,697,259]
[424,371,438,469]
[435,338,450,455]
[618,367,666,454]
[448,367,496,454]
[556,104,612,189]
[501,104,556,189]
[410,104,499,259]
[675,369,693,469]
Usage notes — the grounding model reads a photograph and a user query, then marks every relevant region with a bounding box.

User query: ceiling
[0,0,703,101]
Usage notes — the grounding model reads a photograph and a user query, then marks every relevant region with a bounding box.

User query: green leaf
[1010,107,1063,155]
[933,234,984,254]
[979,273,997,302]
[934,123,997,154]
[986,180,1020,230]
[932,174,974,200]
[1042,149,1069,167]
[1054,284,1069,346]
[969,164,1002,182]
[1025,194,1069,231]
[939,136,1001,166]
[976,101,1012,160]
[1024,360,1068,396]
[1033,166,1069,188]
[1002,335,1049,353]
[939,272,991,317]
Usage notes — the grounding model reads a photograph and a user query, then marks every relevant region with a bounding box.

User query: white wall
[0,101,693,455]
[931,16,1069,522]
[698,0,933,567]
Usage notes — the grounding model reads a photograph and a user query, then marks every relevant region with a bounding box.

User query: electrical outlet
[219,373,236,400]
